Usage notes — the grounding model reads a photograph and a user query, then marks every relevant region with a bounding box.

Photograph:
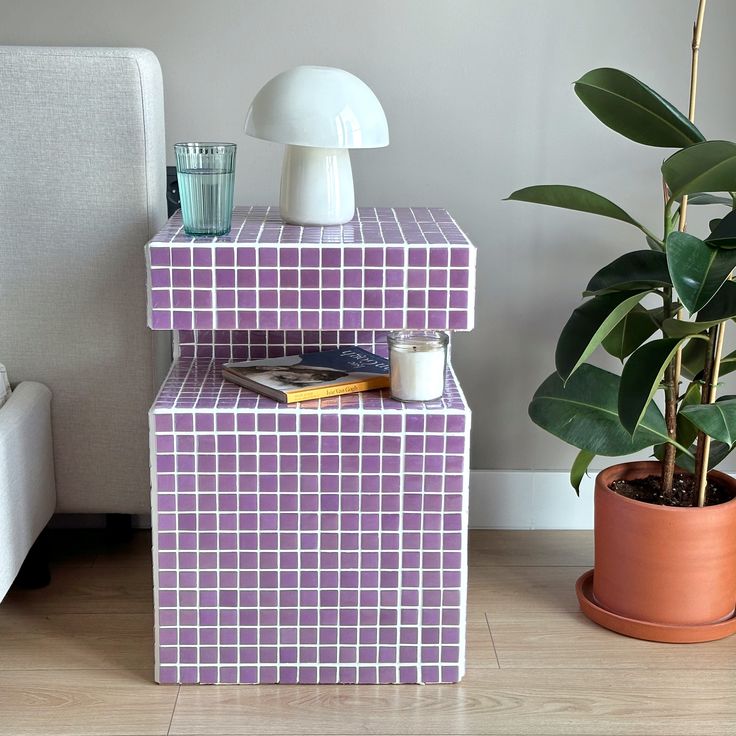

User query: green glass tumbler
[174,142,236,236]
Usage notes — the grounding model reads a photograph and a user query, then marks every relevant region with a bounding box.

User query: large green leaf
[689,352,736,385]
[698,281,736,320]
[574,68,704,148]
[654,437,731,472]
[529,364,678,456]
[666,231,736,313]
[682,350,736,386]
[666,281,736,336]
[645,235,666,252]
[680,399,736,446]
[662,318,716,338]
[706,209,736,249]
[708,442,733,469]
[555,291,650,380]
[662,141,736,200]
[683,193,734,206]
[677,382,702,452]
[585,250,671,295]
[717,349,736,379]
[680,338,708,379]
[619,337,689,434]
[602,305,661,359]
[652,382,702,467]
[570,449,596,496]
[506,185,648,230]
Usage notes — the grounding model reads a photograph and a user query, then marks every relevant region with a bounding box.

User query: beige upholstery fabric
[0,365,10,409]
[0,382,56,600]
[0,47,168,513]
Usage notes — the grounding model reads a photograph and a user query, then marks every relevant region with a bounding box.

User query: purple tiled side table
[147,206,475,332]
[146,207,476,685]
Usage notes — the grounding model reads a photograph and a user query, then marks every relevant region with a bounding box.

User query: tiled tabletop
[153,206,470,245]
[151,359,469,415]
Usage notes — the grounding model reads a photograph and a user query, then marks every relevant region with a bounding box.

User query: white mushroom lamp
[245,66,389,226]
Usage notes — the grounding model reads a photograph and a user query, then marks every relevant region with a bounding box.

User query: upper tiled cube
[146,206,476,332]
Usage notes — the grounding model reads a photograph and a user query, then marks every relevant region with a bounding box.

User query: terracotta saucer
[576,569,736,643]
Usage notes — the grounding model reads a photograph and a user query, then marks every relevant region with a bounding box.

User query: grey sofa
[0,46,169,514]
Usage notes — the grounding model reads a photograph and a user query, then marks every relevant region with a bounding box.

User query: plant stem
[660,200,677,496]
[661,289,678,497]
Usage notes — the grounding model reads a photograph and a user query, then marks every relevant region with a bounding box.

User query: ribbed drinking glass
[174,143,236,236]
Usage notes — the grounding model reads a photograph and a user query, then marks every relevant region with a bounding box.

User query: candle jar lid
[387,330,449,352]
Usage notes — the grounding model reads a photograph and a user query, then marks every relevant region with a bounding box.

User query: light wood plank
[0,610,153,671]
[468,530,594,567]
[464,615,498,669]
[169,667,736,735]
[468,565,588,614]
[1,560,152,614]
[0,669,177,736]
[6,530,735,736]
[488,611,736,670]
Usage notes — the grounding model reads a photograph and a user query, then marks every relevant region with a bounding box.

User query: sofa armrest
[0,381,56,601]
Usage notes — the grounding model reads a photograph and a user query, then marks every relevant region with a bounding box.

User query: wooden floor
[1,530,735,736]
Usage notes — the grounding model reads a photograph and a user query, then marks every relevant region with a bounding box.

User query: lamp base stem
[280,145,355,226]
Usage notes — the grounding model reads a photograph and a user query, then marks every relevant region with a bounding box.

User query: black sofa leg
[13,533,51,589]
[105,513,134,542]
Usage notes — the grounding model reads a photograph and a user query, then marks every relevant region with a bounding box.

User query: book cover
[222,347,390,403]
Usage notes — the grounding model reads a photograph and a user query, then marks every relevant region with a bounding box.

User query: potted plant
[507,2,736,642]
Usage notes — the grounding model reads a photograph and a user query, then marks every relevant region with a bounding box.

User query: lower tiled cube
[150,359,470,684]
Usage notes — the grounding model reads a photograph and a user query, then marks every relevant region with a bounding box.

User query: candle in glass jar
[387,330,449,402]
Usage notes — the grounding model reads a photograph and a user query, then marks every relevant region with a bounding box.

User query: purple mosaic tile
[176,329,390,361]
[150,357,470,685]
[147,206,476,332]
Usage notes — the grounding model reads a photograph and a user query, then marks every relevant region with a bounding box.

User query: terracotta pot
[593,461,736,627]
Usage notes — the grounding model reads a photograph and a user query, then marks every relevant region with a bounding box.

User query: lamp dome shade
[245,66,389,149]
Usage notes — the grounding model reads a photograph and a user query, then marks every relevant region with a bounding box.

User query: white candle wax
[390,348,446,401]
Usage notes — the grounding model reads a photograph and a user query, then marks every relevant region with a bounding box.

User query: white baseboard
[470,469,595,530]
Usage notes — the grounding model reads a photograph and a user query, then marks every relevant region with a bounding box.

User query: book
[222,347,390,403]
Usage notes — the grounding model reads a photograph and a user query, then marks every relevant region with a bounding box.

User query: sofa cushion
[0,365,10,410]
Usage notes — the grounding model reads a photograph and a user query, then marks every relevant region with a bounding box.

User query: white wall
[4,0,736,524]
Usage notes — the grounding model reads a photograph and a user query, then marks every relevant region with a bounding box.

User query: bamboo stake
[677,0,707,233]
[685,0,721,508]
[693,325,715,482]
[663,0,707,497]
[695,322,726,506]
[662,0,710,500]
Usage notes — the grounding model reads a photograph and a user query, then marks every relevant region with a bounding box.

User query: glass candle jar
[387,330,449,402]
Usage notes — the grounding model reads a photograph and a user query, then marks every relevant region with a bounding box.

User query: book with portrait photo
[222,346,390,403]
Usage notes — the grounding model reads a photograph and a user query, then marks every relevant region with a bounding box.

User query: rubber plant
[508,1,736,507]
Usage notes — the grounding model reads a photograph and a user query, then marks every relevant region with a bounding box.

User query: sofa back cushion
[0,46,168,513]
